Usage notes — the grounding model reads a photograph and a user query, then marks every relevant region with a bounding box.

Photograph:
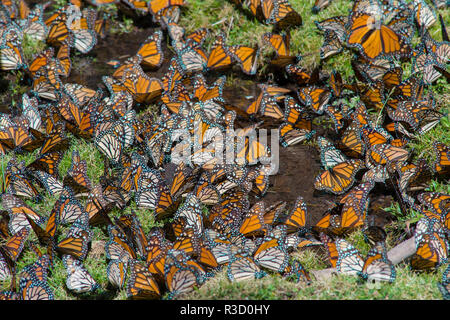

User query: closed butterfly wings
[314,137,364,195]
[335,238,395,282]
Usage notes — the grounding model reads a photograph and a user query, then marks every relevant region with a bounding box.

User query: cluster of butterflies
[0,0,449,300]
[312,0,448,14]
[229,0,302,30]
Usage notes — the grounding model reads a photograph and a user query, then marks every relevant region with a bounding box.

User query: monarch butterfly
[433,142,449,176]
[55,189,86,224]
[250,164,273,197]
[206,32,234,71]
[227,255,266,282]
[19,278,54,300]
[318,30,344,60]
[395,159,431,206]
[1,193,44,226]
[253,238,290,273]
[137,30,164,69]
[37,131,69,157]
[327,70,344,98]
[62,254,99,294]
[56,42,71,77]
[279,98,314,147]
[284,64,314,86]
[148,0,186,16]
[419,23,449,63]
[83,185,113,226]
[352,56,396,83]
[367,142,409,170]
[3,195,42,235]
[0,37,26,71]
[192,74,225,103]
[106,224,137,262]
[165,249,206,287]
[93,12,109,39]
[146,229,172,278]
[413,0,436,31]
[63,83,97,106]
[121,0,149,14]
[283,259,311,283]
[164,261,199,298]
[315,15,347,41]
[276,196,308,233]
[339,181,374,230]
[57,95,96,139]
[411,235,447,270]
[353,82,385,110]
[28,47,54,77]
[161,57,184,94]
[46,15,73,48]
[411,217,448,269]
[19,254,50,287]
[176,41,208,74]
[267,0,302,30]
[66,8,98,54]
[62,150,92,195]
[94,124,125,164]
[244,85,283,118]
[122,68,163,104]
[57,220,92,260]
[24,200,59,249]
[195,175,220,205]
[174,194,203,237]
[361,126,393,148]
[127,259,160,299]
[257,91,284,119]
[229,45,259,75]
[335,238,396,282]
[118,211,149,258]
[19,2,48,40]
[235,134,270,166]
[1,227,30,263]
[418,192,450,217]
[390,75,425,103]
[359,241,396,282]
[262,31,300,68]
[3,160,41,201]
[239,201,268,237]
[319,232,339,267]
[33,171,64,198]
[0,120,42,153]
[314,159,364,195]
[318,136,348,170]
[346,9,410,60]
[297,86,331,114]
[19,93,41,131]
[106,258,128,289]
[361,164,389,183]
[414,216,445,246]
[387,100,440,133]
[324,105,346,133]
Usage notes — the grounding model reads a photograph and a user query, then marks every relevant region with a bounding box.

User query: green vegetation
[22,34,46,63]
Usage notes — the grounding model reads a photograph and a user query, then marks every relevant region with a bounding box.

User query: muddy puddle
[263,143,336,227]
